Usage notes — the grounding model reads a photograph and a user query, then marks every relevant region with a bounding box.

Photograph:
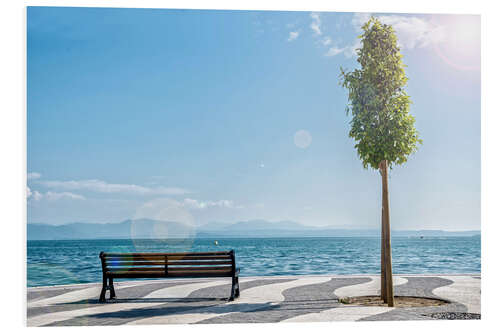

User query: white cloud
[325,39,361,58]
[134,198,195,229]
[287,31,299,42]
[27,186,83,201]
[33,191,43,201]
[344,39,362,58]
[322,37,332,46]
[182,198,237,210]
[39,179,190,196]
[27,187,42,201]
[351,12,372,32]
[32,191,43,201]
[132,196,243,230]
[325,46,346,57]
[28,172,41,180]
[376,14,446,49]
[310,12,322,35]
[44,192,85,201]
[351,13,445,50]
[326,13,446,59]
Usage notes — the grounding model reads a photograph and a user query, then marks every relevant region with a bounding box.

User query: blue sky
[27,7,480,231]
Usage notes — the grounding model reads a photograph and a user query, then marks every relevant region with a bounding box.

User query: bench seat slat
[107,266,232,273]
[107,267,165,272]
[106,261,165,266]
[167,266,232,272]
[106,271,166,278]
[166,271,232,277]
[167,261,232,266]
[106,271,233,278]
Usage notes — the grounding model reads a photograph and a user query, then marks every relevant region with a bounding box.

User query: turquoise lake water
[27,236,481,287]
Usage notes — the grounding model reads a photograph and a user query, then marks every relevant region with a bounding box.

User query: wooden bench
[99,250,240,302]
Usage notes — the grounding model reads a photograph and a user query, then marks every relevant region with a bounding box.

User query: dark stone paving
[198,277,371,324]
[394,276,453,298]
[423,312,480,320]
[358,276,467,321]
[46,278,294,326]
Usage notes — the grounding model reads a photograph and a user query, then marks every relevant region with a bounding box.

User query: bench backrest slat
[107,266,232,272]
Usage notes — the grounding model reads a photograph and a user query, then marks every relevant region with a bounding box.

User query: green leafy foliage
[340,17,422,169]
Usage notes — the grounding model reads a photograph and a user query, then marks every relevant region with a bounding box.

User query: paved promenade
[27,274,480,326]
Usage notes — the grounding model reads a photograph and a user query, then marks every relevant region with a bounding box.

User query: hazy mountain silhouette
[27,219,195,240]
[28,219,480,240]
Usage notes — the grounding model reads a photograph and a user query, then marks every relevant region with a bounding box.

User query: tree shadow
[85,298,342,320]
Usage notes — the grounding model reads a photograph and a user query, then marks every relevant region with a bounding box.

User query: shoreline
[27,272,481,290]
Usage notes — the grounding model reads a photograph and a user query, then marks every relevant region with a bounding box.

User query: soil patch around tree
[339,296,448,308]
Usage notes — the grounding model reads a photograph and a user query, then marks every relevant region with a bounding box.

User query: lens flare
[431,15,480,71]
[294,130,312,149]
[131,198,196,251]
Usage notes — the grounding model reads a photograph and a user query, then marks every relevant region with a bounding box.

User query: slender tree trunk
[380,160,394,307]
[381,198,387,302]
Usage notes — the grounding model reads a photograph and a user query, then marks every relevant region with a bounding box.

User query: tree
[340,17,422,306]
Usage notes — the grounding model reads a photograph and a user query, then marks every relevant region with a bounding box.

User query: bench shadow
[83,299,341,321]
[63,297,227,305]
[84,301,273,320]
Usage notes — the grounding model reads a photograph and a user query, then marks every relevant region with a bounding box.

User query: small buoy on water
[214,240,218,245]
[420,236,424,239]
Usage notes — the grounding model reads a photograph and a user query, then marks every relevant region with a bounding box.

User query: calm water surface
[27,236,481,287]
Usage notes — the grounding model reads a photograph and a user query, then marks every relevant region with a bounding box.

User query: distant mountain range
[27,219,481,240]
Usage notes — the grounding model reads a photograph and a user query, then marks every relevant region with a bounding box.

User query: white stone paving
[433,275,481,314]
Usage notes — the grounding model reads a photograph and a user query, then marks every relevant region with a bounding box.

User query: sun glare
[432,15,480,71]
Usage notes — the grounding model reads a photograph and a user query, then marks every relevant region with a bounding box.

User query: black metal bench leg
[229,275,239,301]
[234,276,240,298]
[109,277,116,299]
[99,276,107,303]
